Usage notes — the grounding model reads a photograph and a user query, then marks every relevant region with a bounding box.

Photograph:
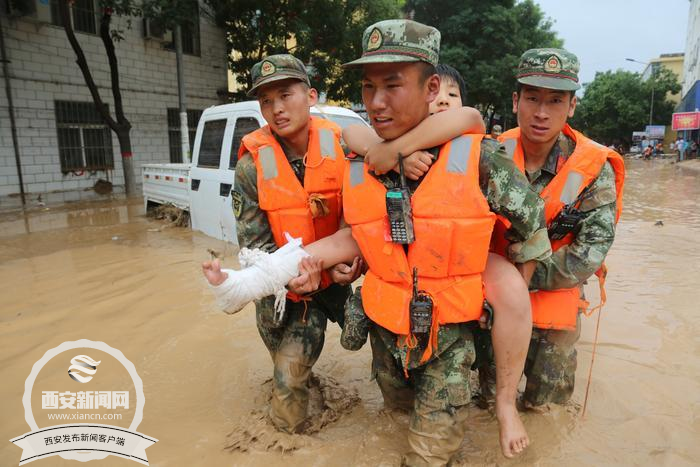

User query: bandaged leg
[209,235,309,315]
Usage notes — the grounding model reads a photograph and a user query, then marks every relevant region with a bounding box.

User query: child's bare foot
[496,401,529,458]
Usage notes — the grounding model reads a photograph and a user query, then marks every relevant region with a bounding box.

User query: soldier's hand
[399,151,433,180]
[365,141,400,174]
[287,257,323,295]
[202,258,228,286]
[516,260,536,286]
[329,256,363,285]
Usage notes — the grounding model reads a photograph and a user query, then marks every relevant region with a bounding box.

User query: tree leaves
[571,67,681,144]
[407,0,561,129]
[205,0,401,102]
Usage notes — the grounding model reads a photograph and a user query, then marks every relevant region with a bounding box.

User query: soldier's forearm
[484,147,548,243]
[530,241,610,290]
[508,228,551,264]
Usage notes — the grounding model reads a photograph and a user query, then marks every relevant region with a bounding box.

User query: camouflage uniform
[342,140,550,466]
[233,54,352,433]
[475,49,619,408]
[341,21,551,466]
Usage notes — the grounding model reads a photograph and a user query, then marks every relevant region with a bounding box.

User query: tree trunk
[58,0,136,195]
[116,128,136,193]
[98,6,135,195]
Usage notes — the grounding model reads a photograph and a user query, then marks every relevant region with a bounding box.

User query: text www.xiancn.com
[47,413,123,420]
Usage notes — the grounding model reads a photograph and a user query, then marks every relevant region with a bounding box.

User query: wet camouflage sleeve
[232,152,277,253]
[479,139,551,263]
[530,161,617,290]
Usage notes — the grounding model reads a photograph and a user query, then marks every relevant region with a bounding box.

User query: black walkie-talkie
[409,267,433,335]
[548,184,590,240]
[386,152,415,244]
[548,205,584,240]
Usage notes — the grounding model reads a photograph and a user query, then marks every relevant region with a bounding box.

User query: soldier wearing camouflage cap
[515,48,582,91]
[334,19,553,464]
[491,124,503,138]
[202,53,352,434]
[343,19,440,68]
[247,54,311,97]
[473,47,625,410]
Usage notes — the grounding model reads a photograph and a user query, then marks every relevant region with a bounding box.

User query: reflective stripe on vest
[344,134,495,342]
[496,125,625,330]
[259,146,278,180]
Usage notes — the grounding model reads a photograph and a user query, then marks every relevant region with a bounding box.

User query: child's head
[430,64,467,114]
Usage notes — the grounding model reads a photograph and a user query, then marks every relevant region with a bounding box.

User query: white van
[142,102,368,244]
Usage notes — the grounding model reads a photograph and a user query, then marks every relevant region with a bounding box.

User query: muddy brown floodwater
[1,158,699,467]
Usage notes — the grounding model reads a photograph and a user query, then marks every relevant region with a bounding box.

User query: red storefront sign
[672,112,700,131]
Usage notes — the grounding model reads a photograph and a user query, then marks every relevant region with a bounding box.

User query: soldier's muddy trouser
[474,314,581,406]
[369,324,475,467]
[255,297,327,433]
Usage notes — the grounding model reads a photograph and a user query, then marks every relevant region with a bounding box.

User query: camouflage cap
[247,54,310,97]
[342,19,440,68]
[516,48,581,91]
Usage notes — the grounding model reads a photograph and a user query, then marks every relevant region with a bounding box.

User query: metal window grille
[73,0,97,34]
[196,119,227,168]
[180,14,200,56]
[167,108,202,163]
[50,0,63,26]
[229,117,260,169]
[55,101,114,173]
[50,0,99,34]
[162,4,201,56]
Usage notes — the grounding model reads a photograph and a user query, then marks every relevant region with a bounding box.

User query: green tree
[55,0,198,195]
[205,0,401,103]
[571,67,681,145]
[406,0,562,129]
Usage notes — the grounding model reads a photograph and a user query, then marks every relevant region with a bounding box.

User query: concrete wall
[0,1,228,205]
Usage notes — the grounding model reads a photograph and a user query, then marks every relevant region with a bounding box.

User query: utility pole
[174,25,190,164]
[649,83,655,126]
[626,58,655,125]
[0,12,26,205]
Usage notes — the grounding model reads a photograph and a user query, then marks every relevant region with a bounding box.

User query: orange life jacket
[238,117,346,301]
[493,125,625,330]
[344,134,496,361]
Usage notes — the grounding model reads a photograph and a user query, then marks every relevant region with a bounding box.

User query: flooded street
[1,158,699,467]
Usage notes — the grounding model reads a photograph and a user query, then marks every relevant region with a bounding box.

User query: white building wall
[682,0,700,97]
[0,3,228,204]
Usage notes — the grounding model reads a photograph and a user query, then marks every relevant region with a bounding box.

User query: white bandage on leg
[209,235,309,315]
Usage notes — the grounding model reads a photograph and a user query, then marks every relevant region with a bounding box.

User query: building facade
[642,53,685,104]
[0,0,228,206]
[680,0,700,113]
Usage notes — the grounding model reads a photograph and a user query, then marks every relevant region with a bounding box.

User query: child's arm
[267,228,364,293]
[342,124,383,157]
[304,227,361,265]
[367,106,485,174]
[342,124,433,179]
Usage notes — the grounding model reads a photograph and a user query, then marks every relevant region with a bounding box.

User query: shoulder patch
[232,190,243,218]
